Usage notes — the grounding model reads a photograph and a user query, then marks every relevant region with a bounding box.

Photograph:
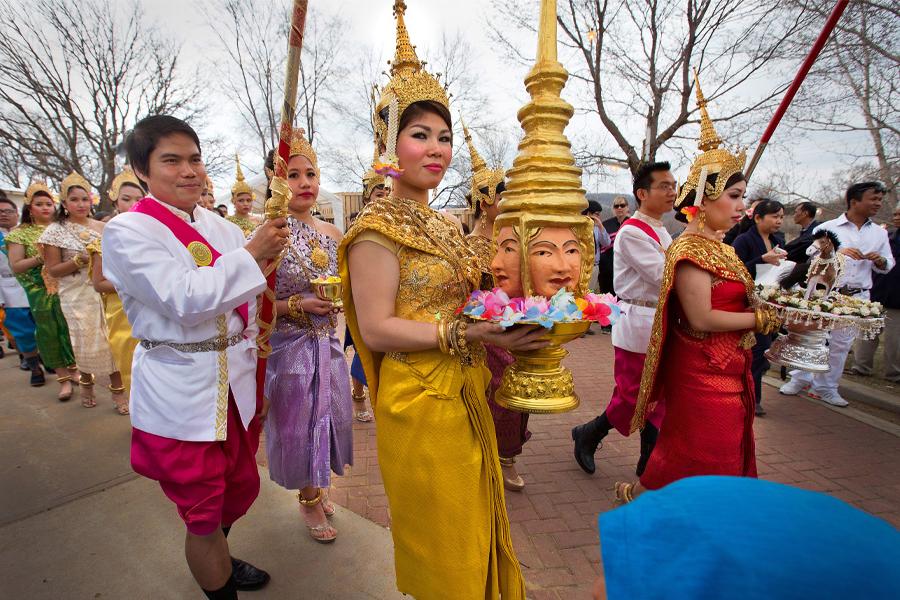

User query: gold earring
[698,211,706,233]
[479,211,487,231]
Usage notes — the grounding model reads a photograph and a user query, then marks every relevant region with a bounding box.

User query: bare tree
[783,0,898,217]
[0,0,203,204]
[490,0,813,176]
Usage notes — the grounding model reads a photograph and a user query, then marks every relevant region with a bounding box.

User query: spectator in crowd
[780,182,894,407]
[597,196,630,295]
[733,199,786,416]
[783,201,820,263]
[215,203,228,218]
[582,200,611,291]
[852,202,900,383]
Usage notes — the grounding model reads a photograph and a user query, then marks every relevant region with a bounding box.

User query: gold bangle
[72,254,85,269]
[436,319,450,354]
[287,294,305,320]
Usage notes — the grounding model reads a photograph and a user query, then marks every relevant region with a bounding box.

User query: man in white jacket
[573,162,674,476]
[103,115,287,600]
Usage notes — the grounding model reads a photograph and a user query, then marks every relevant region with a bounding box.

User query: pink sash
[131,198,249,327]
[621,217,661,246]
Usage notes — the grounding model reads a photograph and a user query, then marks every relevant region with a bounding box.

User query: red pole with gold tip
[256,0,309,404]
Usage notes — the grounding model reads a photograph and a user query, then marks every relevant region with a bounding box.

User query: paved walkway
[329,332,900,600]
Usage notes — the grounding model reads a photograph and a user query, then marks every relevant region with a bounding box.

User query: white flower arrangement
[755,285,884,319]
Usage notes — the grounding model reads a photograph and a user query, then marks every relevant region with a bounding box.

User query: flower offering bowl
[495,320,592,414]
[312,277,343,309]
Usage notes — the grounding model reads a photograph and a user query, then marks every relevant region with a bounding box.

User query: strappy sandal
[614,481,637,504]
[351,391,374,423]
[499,456,525,492]
[56,376,74,402]
[321,489,335,518]
[298,490,337,543]
[109,384,128,415]
[79,373,96,408]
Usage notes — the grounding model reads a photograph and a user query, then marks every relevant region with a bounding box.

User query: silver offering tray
[760,299,885,373]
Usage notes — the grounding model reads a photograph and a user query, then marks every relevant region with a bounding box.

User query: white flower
[859,307,871,317]
[798,300,810,309]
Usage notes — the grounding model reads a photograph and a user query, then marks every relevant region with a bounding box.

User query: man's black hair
[632,161,672,206]
[582,200,602,216]
[125,115,201,178]
[796,201,817,220]
[0,197,16,211]
[846,181,886,209]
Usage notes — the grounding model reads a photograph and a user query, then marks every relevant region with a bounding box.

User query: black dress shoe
[571,417,609,475]
[755,404,767,417]
[231,557,270,591]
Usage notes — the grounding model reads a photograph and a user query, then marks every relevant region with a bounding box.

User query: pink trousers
[606,347,665,435]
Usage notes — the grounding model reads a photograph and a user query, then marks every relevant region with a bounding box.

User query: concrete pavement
[0,357,401,600]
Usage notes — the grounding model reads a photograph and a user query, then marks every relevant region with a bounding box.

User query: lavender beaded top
[275,218,338,333]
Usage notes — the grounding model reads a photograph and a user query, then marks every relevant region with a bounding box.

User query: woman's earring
[698,211,706,233]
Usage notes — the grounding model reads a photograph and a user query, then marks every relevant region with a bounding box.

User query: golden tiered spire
[231,154,255,198]
[674,70,747,213]
[462,118,505,210]
[499,0,587,217]
[494,0,592,296]
[389,1,420,77]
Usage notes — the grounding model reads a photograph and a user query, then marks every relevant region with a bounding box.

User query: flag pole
[257,0,310,402]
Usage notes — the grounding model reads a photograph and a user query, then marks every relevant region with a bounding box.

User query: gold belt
[140,333,244,353]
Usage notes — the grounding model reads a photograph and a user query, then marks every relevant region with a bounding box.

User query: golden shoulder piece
[24,181,55,205]
[59,171,92,202]
[108,167,142,201]
[462,119,505,210]
[231,154,255,199]
[289,128,319,174]
[373,0,450,174]
[674,71,747,214]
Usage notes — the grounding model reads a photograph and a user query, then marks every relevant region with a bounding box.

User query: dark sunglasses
[613,204,627,208]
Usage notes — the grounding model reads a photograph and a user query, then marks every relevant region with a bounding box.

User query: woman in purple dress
[264,129,353,543]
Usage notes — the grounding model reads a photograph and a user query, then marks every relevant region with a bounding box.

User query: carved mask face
[527,227,582,298]
[490,226,524,297]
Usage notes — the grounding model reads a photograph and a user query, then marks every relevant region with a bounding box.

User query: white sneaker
[816,390,849,407]
[779,379,808,396]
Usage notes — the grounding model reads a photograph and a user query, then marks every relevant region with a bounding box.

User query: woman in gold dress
[86,169,142,413]
[39,173,121,409]
[227,155,260,237]
[338,4,546,598]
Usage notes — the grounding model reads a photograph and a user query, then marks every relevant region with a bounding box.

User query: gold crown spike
[289,128,319,174]
[231,154,255,199]
[59,171,92,202]
[108,166,143,201]
[24,181,55,205]
[462,117,505,210]
[674,70,747,214]
[374,0,450,177]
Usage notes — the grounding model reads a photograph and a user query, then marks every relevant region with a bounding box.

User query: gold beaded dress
[339,196,525,599]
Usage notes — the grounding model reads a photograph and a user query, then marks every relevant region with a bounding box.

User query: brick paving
[264,332,900,599]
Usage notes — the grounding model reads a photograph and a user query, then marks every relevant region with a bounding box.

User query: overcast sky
[143,0,874,204]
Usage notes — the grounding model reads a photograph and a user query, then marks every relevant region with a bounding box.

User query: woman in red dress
[616,78,781,501]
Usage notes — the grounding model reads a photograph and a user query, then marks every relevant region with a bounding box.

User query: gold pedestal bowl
[312,278,343,309]
[495,320,592,414]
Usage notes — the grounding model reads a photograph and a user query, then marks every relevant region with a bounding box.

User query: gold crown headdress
[108,167,143,201]
[462,119,505,211]
[675,71,747,221]
[59,171,92,203]
[289,128,319,174]
[231,154,255,199]
[362,142,385,198]
[24,181,55,205]
[373,0,450,180]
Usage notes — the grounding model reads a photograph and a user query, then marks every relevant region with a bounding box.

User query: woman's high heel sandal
[499,456,525,492]
[298,490,337,543]
[351,391,373,423]
[109,384,128,415]
[56,376,73,402]
[614,481,637,504]
[79,373,96,408]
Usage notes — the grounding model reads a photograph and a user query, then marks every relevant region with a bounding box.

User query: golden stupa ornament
[675,70,747,221]
[493,0,595,414]
[463,118,505,211]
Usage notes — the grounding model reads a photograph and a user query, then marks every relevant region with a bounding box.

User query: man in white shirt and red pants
[779,182,894,407]
[103,116,287,599]
[573,162,675,476]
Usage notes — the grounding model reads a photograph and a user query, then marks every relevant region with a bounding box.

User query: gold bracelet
[72,254,85,269]
[436,319,450,354]
[287,294,305,320]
